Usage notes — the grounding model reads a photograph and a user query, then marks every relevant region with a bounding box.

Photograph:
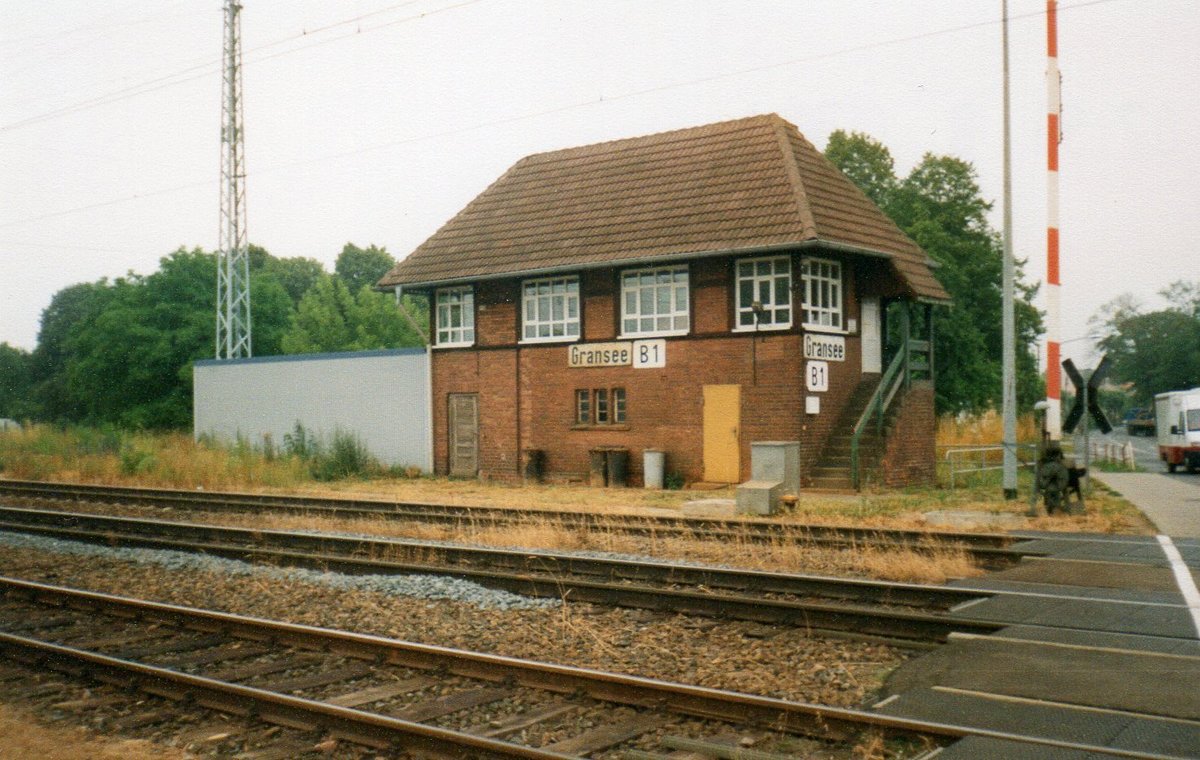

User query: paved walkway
[1093,472,1200,539]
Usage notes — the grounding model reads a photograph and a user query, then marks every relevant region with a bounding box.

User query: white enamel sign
[806,361,829,392]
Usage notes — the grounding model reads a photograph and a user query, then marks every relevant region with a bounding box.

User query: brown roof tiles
[378,114,949,302]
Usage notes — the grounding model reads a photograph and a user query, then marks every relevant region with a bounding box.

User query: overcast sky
[2,0,1197,371]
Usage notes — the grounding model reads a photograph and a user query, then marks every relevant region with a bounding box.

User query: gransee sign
[568,339,666,369]
[803,333,845,362]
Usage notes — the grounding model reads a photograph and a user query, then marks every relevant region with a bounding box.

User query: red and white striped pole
[1045,0,1063,440]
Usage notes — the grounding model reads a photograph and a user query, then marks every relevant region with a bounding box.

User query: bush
[283,421,320,459]
[118,442,156,475]
[311,430,376,481]
[664,471,685,490]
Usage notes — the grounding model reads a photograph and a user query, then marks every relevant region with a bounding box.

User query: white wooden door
[861,296,882,374]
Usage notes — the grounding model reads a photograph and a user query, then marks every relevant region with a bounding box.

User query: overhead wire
[0,0,1130,231]
[0,0,450,133]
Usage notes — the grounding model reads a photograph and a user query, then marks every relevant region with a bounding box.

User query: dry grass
[0,417,1154,561]
[937,411,1041,447]
[141,505,983,584]
[0,704,190,759]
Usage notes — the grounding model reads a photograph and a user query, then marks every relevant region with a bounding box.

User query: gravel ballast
[0,535,907,707]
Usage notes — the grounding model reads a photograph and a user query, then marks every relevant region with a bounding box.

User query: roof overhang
[378,238,896,292]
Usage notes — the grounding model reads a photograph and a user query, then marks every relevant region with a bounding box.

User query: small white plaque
[806,360,829,392]
[806,396,820,415]
[632,339,666,368]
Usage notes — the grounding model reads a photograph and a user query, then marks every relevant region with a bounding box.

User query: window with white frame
[735,256,792,330]
[620,266,689,337]
[522,276,580,342]
[435,286,474,346]
[800,257,842,330]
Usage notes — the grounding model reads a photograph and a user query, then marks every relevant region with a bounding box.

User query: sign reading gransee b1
[569,339,666,369]
[803,333,845,361]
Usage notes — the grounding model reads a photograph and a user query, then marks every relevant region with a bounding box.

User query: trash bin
[522,449,545,483]
[588,449,608,487]
[606,448,629,487]
[643,449,665,489]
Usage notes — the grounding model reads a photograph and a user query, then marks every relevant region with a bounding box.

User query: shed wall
[194,349,430,469]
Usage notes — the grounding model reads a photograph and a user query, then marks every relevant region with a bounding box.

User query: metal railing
[943,443,1038,489]
[849,332,932,489]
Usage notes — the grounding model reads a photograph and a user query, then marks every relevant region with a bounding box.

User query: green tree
[281,275,425,354]
[259,254,327,306]
[823,130,898,210]
[335,243,396,294]
[29,281,115,421]
[824,132,1044,414]
[31,247,294,428]
[0,342,33,419]
[1092,280,1200,400]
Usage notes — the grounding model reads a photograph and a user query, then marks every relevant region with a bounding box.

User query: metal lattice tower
[216,0,251,359]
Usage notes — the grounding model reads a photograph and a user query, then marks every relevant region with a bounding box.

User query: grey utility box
[736,441,801,515]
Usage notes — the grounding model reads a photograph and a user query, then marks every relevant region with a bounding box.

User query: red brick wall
[428,251,909,484]
[881,381,937,486]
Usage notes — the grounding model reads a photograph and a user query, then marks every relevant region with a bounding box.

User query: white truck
[1155,388,1200,473]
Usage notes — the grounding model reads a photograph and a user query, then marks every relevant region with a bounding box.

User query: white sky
[2,0,1197,373]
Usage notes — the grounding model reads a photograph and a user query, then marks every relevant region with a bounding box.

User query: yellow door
[703,385,740,483]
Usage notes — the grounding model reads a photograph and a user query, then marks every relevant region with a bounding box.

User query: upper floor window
[620,265,689,337]
[435,286,474,346]
[522,276,580,342]
[801,257,842,331]
[735,256,792,330]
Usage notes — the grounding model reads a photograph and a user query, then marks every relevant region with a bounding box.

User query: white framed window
[435,286,474,347]
[801,257,843,331]
[735,256,792,330]
[620,265,689,337]
[522,276,580,342]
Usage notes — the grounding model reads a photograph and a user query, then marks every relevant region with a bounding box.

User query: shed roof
[378,114,949,302]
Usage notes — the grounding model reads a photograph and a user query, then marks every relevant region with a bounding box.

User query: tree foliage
[26,248,292,428]
[0,342,33,420]
[335,243,397,295]
[824,130,1044,414]
[281,275,426,354]
[1092,280,1200,401]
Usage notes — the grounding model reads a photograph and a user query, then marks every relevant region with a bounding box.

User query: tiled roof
[378,114,949,302]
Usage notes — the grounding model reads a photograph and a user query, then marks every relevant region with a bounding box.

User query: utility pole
[216,0,251,359]
[1045,0,1063,439]
[1001,0,1018,499]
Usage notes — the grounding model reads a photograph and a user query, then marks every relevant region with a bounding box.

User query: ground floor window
[575,387,627,425]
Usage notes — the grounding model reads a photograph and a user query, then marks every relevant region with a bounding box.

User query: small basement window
[620,266,689,337]
[735,256,792,330]
[801,257,842,331]
[522,275,580,342]
[435,286,475,347]
[574,388,627,426]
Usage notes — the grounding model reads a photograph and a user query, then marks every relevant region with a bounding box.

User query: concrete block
[736,479,783,516]
[749,441,800,497]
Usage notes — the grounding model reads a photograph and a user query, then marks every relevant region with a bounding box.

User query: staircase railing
[849,333,931,489]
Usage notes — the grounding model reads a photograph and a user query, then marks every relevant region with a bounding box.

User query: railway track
[0,478,1024,568]
[0,505,1003,645]
[0,576,1169,759]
